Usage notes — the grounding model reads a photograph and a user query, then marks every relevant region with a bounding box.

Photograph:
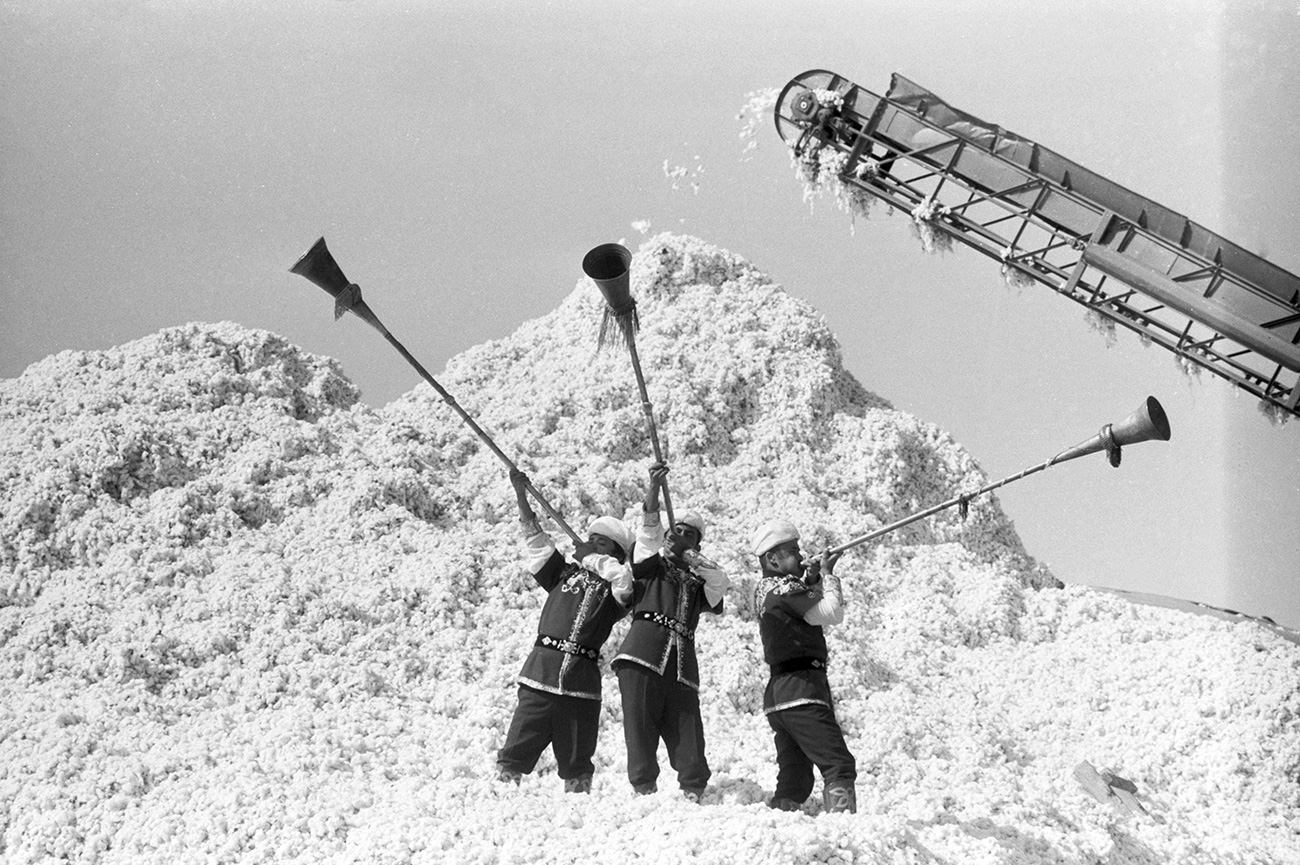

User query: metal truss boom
[775,70,1300,418]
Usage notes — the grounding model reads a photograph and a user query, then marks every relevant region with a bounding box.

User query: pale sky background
[3,0,1297,629]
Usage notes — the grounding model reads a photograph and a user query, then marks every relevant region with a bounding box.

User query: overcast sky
[3,0,1297,628]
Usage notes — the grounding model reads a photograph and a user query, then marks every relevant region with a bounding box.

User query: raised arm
[643,463,667,516]
[511,468,541,536]
[634,464,670,566]
[510,469,560,581]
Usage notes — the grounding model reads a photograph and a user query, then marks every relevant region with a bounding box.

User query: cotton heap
[0,233,1296,864]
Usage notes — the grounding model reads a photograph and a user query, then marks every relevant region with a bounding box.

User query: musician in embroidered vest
[612,463,730,803]
[496,469,634,794]
[752,518,857,814]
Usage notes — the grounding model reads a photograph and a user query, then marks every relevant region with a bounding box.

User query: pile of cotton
[1,234,1295,864]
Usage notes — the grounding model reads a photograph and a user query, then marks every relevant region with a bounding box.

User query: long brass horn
[827,397,1172,556]
[584,242,676,529]
[288,237,582,544]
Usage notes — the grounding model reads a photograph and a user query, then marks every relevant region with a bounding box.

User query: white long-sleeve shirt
[800,572,844,626]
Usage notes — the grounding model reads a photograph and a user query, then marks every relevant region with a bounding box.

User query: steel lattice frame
[775,70,1300,419]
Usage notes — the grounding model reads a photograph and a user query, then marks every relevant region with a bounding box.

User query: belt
[536,635,600,662]
[634,610,695,642]
[771,657,826,675]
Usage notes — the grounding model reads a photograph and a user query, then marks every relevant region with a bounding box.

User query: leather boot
[564,775,593,794]
[823,782,856,814]
[768,796,801,812]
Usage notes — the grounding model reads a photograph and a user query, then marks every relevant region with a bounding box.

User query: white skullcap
[751,519,800,556]
[674,510,706,538]
[587,516,633,555]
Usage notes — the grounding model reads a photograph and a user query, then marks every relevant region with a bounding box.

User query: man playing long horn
[751,519,857,814]
[612,464,730,803]
[496,469,635,794]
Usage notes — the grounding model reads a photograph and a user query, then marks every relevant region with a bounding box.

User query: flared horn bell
[289,237,350,299]
[287,236,385,332]
[1111,395,1172,445]
[582,243,634,315]
[1052,396,1172,467]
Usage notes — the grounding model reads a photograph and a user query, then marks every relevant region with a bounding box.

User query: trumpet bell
[1111,395,1171,445]
[289,237,350,298]
[582,243,634,314]
[1053,396,1171,466]
[288,236,386,331]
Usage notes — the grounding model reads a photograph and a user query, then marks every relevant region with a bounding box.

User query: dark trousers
[767,702,856,803]
[497,685,602,780]
[616,653,711,790]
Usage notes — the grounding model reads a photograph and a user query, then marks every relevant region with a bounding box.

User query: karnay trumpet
[827,396,1171,556]
[289,237,582,544]
[584,242,680,530]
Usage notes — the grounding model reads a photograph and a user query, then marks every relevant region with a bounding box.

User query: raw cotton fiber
[2,233,1296,864]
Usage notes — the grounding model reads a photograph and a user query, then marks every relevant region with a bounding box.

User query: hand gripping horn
[827,397,1171,556]
[583,242,678,529]
[289,237,582,544]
